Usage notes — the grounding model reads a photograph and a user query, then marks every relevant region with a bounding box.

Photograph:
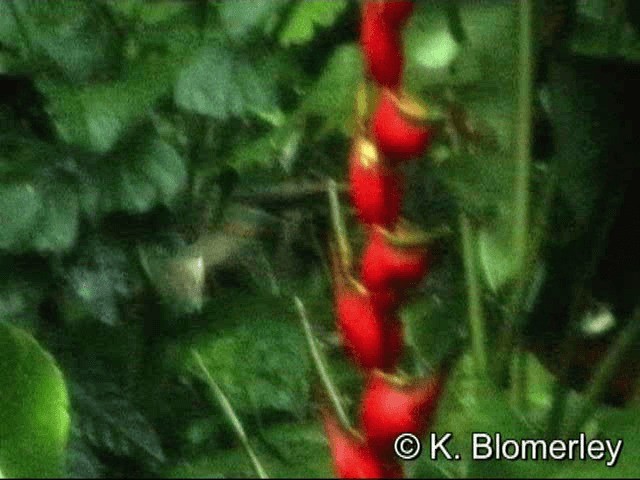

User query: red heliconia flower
[369,287,404,315]
[372,89,432,163]
[322,410,404,478]
[360,2,404,89]
[335,281,404,372]
[360,369,449,458]
[378,1,415,29]
[349,135,404,228]
[361,224,430,292]
[364,1,415,31]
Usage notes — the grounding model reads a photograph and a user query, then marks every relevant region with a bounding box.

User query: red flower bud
[335,281,404,372]
[349,136,404,228]
[360,3,404,89]
[322,410,403,478]
[372,90,432,163]
[361,224,430,292]
[378,1,415,29]
[360,369,448,458]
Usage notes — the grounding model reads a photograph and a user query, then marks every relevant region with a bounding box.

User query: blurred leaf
[175,42,279,120]
[0,3,22,52]
[405,6,461,72]
[444,3,468,44]
[38,53,179,153]
[434,149,513,220]
[0,136,82,252]
[62,236,136,326]
[116,136,187,214]
[228,132,281,173]
[405,279,467,367]
[0,321,70,477]
[555,408,640,477]
[0,183,42,250]
[167,422,330,478]
[81,133,187,218]
[170,291,311,418]
[71,382,165,463]
[427,360,557,478]
[456,2,518,87]
[478,222,519,293]
[0,182,78,254]
[33,182,80,252]
[12,0,119,82]
[108,0,190,25]
[218,0,289,40]
[279,0,347,47]
[66,423,104,479]
[301,43,362,135]
[0,275,43,332]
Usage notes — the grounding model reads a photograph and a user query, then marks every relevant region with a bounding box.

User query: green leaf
[117,137,187,214]
[0,275,44,332]
[405,278,467,366]
[0,183,42,250]
[66,426,104,478]
[170,291,312,418]
[301,43,362,135]
[0,321,70,477]
[71,382,165,463]
[108,0,190,25]
[218,0,289,40]
[404,6,461,72]
[434,149,513,220]
[555,408,640,477]
[63,238,134,326]
[279,0,347,47]
[426,362,556,479]
[32,183,80,252]
[81,133,187,217]
[11,1,119,82]
[38,54,179,154]
[478,222,520,293]
[167,422,331,478]
[0,136,82,253]
[175,43,279,120]
[0,3,22,52]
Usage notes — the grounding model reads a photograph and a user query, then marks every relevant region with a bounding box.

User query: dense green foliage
[1,0,640,477]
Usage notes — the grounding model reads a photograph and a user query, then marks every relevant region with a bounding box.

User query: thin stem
[513,350,528,413]
[606,0,626,56]
[513,0,533,274]
[327,178,352,271]
[8,1,33,55]
[566,312,640,437]
[459,214,488,376]
[293,296,350,429]
[498,0,533,408]
[546,379,569,440]
[193,351,269,479]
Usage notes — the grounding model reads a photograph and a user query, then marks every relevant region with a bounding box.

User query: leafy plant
[1,0,640,478]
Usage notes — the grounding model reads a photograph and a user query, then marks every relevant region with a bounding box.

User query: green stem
[327,178,352,271]
[8,0,33,55]
[566,312,640,437]
[606,0,626,56]
[513,350,528,412]
[193,351,269,479]
[460,214,488,376]
[513,0,533,274]
[293,296,350,429]
[498,0,533,407]
[546,379,569,439]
